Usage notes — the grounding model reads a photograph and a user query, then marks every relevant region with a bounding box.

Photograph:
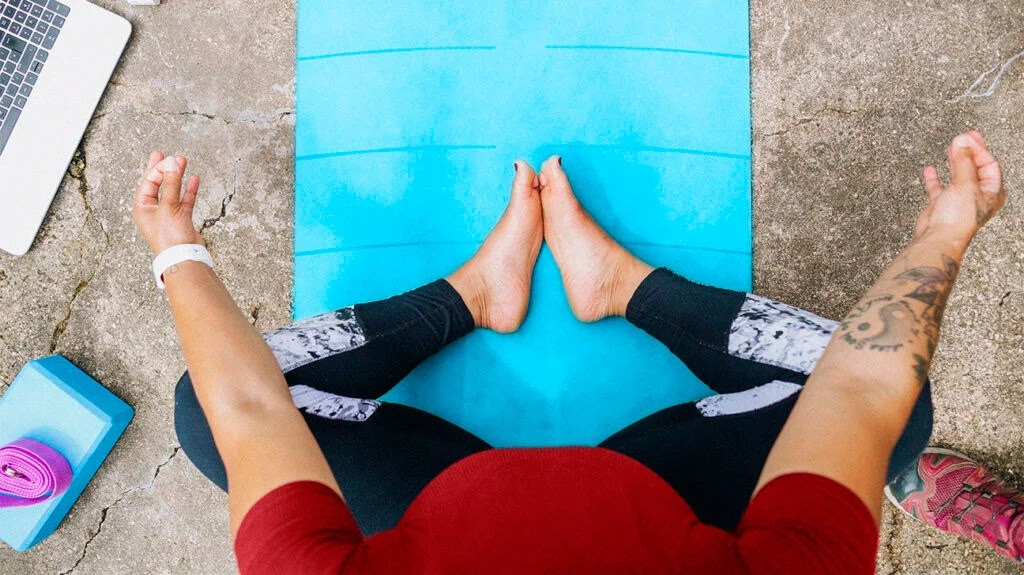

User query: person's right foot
[885,447,1024,565]
[447,160,544,333]
[538,156,653,322]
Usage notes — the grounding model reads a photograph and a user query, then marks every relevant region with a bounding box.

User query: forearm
[812,228,966,434]
[164,261,293,416]
[754,131,1005,521]
[756,230,967,518]
[133,153,345,533]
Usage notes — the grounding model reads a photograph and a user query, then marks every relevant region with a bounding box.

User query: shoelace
[936,476,1024,563]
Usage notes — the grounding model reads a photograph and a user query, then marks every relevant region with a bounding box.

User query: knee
[174,372,207,446]
[886,380,934,482]
[174,372,228,491]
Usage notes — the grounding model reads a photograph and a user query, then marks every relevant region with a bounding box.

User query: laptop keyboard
[0,0,69,154]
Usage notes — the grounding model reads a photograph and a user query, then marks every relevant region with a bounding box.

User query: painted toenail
[953,134,972,148]
[514,162,518,173]
[558,157,562,166]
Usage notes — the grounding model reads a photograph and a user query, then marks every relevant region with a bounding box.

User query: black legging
[175,268,933,535]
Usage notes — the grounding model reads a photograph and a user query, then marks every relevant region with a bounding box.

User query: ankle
[446,268,487,328]
[608,256,654,317]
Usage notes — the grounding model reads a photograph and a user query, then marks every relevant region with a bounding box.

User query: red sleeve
[733,473,879,575]
[234,481,364,575]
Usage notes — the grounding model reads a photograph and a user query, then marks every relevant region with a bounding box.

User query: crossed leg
[175,161,544,535]
[532,155,932,530]
[176,156,932,536]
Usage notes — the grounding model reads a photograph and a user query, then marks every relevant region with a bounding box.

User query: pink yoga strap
[0,439,72,508]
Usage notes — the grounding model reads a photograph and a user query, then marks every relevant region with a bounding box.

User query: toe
[511,160,537,199]
[539,155,573,195]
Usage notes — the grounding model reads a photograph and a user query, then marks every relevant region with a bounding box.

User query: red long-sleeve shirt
[235,447,877,574]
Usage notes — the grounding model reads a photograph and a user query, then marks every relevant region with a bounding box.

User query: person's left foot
[447,161,543,333]
[885,447,1024,565]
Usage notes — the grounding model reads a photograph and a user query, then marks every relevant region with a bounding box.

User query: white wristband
[152,244,214,290]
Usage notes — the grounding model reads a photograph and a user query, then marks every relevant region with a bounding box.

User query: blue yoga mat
[295,1,751,447]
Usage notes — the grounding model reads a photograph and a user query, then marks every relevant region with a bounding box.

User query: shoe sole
[883,447,971,519]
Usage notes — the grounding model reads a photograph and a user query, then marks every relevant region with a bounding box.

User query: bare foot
[447,161,544,333]
[539,156,653,322]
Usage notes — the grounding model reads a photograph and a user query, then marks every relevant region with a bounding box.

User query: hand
[915,131,1005,243]
[132,151,204,255]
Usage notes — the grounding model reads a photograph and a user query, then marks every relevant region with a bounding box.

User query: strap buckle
[1,465,24,479]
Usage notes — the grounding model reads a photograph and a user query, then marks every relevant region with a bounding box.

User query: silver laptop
[0,0,129,256]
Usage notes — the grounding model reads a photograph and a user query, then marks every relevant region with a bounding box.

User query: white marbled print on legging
[289,385,380,422]
[727,295,839,374]
[263,306,368,374]
[695,380,802,417]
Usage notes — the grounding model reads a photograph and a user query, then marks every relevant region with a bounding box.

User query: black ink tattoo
[976,196,998,227]
[911,354,929,385]
[838,254,958,384]
[840,296,920,351]
[894,255,958,337]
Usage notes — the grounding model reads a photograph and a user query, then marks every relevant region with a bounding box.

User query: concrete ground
[0,0,1020,573]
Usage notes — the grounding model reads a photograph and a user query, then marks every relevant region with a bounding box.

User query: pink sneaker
[885,448,1024,565]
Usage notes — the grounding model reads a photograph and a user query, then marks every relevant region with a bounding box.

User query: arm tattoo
[839,296,920,352]
[838,254,959,382]
[893,255,958,340]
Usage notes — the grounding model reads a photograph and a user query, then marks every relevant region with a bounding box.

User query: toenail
[953,134,972,148]
[557,157,562,166]
[514,162,518,173]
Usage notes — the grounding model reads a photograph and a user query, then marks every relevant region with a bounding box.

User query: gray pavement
[0,0,1021,573]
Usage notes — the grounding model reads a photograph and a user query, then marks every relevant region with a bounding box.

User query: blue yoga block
[0,356,134,552]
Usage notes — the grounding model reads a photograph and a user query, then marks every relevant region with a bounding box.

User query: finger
[135,151,165,208]
[962,134,1002,196]
[158,156,185,208]
[967,130,988,151]
[922,166,943,200]
[511,160,537,199]
[180,175,200,211]
[977,156,1003,198]
[143,151,162,178]
[961,131,998,168]
[949,134,979,188]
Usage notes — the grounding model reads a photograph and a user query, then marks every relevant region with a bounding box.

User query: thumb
[949,134,978,188]
[158,156,185,208]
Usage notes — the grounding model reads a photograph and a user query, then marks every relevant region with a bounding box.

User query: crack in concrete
[51,150,113,353]
[199,158,242,234]
[146,109,295,126]
[50,274,97,354]
[763,107,860,138]
[951,48,1024,103]
[59,447,181,575]
[249,304,262,326]
[882,512,903,575]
